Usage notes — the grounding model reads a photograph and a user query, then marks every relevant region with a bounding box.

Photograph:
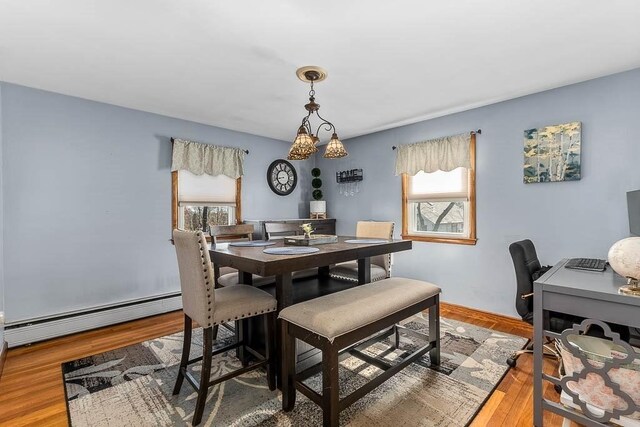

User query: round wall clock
[267,159,297,196]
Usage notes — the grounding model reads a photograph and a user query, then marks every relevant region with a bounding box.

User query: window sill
[401,234,477,245]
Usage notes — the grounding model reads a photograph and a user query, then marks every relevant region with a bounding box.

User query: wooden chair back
[264,222,303,240]
[209,224,254,247]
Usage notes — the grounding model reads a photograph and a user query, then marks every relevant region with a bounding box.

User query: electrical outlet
[0,311,4,325]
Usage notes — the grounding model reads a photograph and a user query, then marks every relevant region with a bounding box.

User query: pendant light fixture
[288,66,348,160]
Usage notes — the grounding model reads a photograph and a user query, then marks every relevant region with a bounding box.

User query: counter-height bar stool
[210,224,276,288]
[172,229,277,425]
[330,221,395,282]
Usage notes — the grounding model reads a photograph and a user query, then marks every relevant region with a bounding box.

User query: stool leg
[173,314,192,395]
[235,319,248,367]
[322,343,340,427]
[281,321,296,411]
[264,311,276,391]
[428,296,441,366]
[394,324,400,349]
[193,327,213,426]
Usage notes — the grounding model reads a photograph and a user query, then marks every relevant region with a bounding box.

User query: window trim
[401,133,477,245]
[171,170,242,239]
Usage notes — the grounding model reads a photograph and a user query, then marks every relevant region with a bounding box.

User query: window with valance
[395,132,477,245]
[170,138,246,235]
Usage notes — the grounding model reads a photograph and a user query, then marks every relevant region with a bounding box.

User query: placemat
[344,239,389,244]
[228,241,276,247]
[263,247,320,255]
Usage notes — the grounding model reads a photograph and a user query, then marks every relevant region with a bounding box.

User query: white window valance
[171,138,246,179]
[395,133,471,176]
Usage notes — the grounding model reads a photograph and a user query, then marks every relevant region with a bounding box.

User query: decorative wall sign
[523,121,581,183]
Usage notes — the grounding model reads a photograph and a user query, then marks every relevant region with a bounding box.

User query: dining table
[209,235,413,382]
[209,236,412,310]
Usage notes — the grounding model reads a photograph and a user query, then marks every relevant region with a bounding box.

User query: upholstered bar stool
[210,224,276,288]
[172,229,277,425]
[330,221,395,282]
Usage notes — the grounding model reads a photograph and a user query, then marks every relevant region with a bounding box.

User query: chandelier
[288,66,348,160]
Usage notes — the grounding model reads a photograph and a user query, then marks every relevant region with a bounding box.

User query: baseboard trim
[440,301,532,332]
[4,294,182,348]
[0,340,8,380]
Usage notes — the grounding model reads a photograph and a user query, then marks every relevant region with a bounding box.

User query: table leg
[318,265,330,279]
[533,284,543,426]
[357,257,371,285]
[239,271,253,285]
[276,272,293,389]
[237,271,253,364]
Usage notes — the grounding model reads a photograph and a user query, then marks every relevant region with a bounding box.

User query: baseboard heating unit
[4,292,182,348]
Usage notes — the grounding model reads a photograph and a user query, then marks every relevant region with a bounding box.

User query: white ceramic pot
[310,200,326,214]
[608,237,640,281]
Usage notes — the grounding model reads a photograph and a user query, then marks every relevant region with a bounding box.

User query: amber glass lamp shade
[288,127,316,160]
[323,133,348,158]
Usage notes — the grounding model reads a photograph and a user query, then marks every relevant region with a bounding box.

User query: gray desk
[533,259,640,426]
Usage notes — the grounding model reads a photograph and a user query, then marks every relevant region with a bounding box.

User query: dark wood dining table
[209,236,412,383]
[209,236,412,312]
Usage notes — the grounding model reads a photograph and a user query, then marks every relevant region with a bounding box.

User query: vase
[310,200,326,214]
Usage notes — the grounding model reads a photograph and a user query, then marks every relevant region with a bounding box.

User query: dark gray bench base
[281,294,440,427]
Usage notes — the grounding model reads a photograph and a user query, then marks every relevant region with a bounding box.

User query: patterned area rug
[63,314,527,426]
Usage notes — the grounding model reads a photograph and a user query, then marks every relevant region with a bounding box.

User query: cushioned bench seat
[279,277,441,427]
[279,277,440,341]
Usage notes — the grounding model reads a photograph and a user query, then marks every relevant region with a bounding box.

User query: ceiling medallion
[287,66,348,160]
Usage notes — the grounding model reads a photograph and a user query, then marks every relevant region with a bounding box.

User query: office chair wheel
[507,356,517,368]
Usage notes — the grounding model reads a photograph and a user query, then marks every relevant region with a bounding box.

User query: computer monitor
[628,190,640,236]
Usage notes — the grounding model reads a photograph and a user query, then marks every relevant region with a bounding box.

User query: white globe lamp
[608,237,640,295]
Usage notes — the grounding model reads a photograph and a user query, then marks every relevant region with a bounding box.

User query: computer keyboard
[565,258,607,272]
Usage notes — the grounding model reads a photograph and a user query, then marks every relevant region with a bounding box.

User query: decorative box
[283,234,338,246]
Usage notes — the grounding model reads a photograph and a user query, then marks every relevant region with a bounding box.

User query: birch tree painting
[523,121,581,183]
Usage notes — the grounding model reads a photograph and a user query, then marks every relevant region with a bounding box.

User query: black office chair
[507,239,630,369]
[507,239,571,368]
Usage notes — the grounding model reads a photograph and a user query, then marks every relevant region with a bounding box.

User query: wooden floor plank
[0,303,565,426]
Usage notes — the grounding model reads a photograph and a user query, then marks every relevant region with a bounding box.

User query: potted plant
[310,167,326,218]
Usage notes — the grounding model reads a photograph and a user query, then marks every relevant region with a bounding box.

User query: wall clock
[267,159,297,196]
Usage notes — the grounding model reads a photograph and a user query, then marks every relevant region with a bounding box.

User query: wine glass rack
[336,169,363,183]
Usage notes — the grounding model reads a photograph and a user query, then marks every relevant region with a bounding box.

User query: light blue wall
[1,83,310,323]
[318,68,640,317]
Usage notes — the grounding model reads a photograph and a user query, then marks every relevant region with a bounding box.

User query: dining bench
[279,277,441,427]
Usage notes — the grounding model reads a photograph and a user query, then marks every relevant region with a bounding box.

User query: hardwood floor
[0,303,568,426]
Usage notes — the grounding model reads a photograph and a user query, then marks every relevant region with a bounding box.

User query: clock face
[267,159,297,196]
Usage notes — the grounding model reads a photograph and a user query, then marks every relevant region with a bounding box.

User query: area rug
[62,314,527,426]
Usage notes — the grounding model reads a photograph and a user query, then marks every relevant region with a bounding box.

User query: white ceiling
[1,1,639,142]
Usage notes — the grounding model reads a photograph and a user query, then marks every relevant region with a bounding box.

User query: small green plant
[301,222,314,238]
[311,168,323,200]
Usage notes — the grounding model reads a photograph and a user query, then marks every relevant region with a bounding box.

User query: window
[171,170,241,235]
[401,135,476,245]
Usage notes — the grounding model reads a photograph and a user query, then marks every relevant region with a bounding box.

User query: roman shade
[177,170,236,206]
[171,138,246,179]
[395,132,471,176]
[407,168,469,202]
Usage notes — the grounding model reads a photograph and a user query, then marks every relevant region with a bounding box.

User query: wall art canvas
[523,121,581,183]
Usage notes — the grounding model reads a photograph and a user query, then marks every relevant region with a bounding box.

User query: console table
[533,259,640,426]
